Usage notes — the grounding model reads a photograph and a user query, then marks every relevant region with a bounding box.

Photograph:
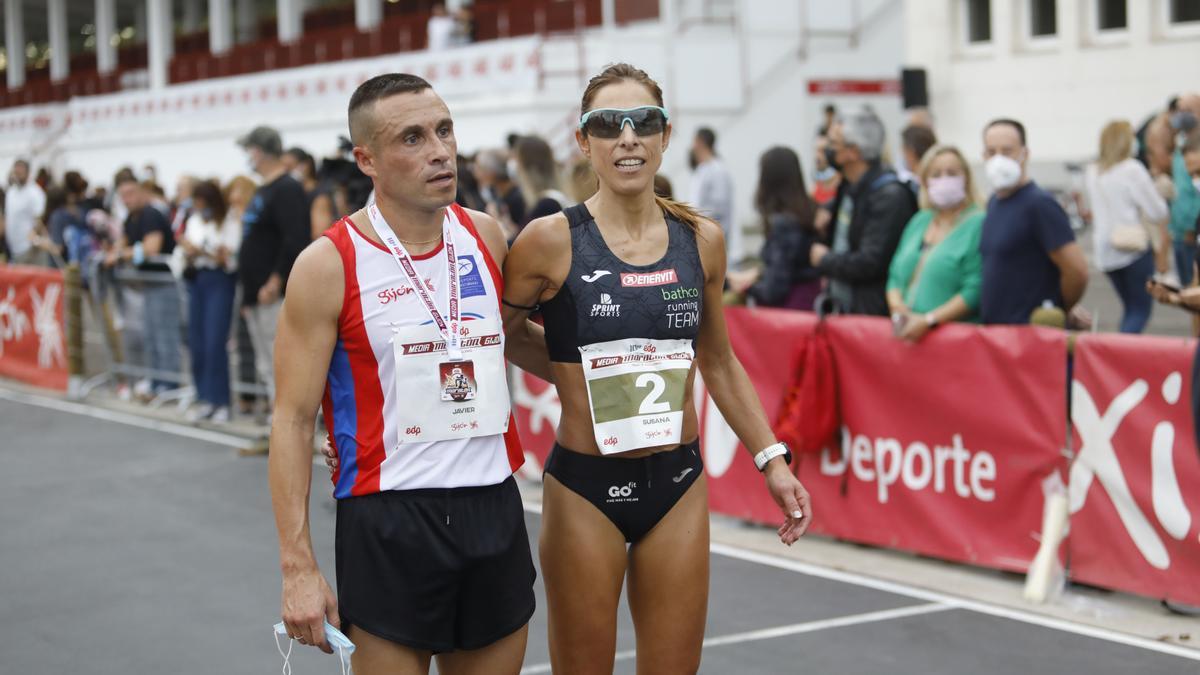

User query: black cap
[237,126,283,156]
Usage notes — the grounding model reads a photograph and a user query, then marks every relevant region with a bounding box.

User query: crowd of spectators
[3,90,1198,424]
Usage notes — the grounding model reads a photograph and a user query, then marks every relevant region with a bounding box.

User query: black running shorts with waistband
[334,476,536,653]
[544,440,704,543]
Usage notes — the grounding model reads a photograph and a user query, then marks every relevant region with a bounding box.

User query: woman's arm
[746,217,810,307]
[693,219,812,545]
[1131,162,1171,273]
[498,214,569,383]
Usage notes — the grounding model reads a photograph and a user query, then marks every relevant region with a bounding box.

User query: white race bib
[392,317,511,443]
[579,338,694,454]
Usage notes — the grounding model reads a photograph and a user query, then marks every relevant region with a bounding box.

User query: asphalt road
[2,396,1196,674]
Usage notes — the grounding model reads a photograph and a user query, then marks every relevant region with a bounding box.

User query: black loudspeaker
[901,68,928,110]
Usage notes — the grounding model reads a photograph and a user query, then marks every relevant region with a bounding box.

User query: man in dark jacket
[810,107,917,316]
[237,125,312,407]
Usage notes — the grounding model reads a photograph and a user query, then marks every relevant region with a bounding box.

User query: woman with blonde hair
[1085,120,1169,333]
[886,144,986,341]
[513,135,569,222]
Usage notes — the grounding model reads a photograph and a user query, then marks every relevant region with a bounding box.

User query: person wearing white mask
[978,119,1088,325]
[886,145,985,342]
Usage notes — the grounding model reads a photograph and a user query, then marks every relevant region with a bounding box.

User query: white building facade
[905,0,1200,176]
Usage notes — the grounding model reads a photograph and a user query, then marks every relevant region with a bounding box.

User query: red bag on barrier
[773,323,839,455]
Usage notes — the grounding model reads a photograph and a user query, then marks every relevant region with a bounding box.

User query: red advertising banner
[696,308,818,523]
[806,317,1069,571]
[1068,333,1200,606]
[512,309,1069,572]
[0,265,68,391]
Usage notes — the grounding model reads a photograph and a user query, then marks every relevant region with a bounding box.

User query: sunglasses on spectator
[578,106,670,139]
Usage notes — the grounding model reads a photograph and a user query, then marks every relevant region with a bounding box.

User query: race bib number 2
[579,338,694,454]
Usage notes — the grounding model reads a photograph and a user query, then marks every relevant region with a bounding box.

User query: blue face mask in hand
[273,621,355,675]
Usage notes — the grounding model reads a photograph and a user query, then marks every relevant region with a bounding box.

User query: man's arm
[268,238,343,653]
[815,185,913,282]
[1048,242,1089,310]
[264,184,314,303]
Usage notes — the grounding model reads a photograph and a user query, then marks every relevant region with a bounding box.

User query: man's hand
[814,208,832,236]
[764,459,812,546]
[809,242,830,267]
[1067,305,1094,331]
[280,565,340,654]
[258,273,283,305]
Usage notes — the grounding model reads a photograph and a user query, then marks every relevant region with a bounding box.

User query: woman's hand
[897,313,932,343]
[179,238,201,259]
[320,436,337,473]
[764,459,812,546]
[726,268,759,294]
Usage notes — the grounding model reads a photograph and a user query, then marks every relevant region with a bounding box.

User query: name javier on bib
[368,203,511,443]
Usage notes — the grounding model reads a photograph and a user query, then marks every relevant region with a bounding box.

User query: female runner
[501,63,813,675]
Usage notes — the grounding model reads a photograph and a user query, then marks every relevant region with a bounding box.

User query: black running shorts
[334,476,536,652]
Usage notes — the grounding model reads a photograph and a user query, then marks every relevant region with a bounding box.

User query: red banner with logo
[805,317,1070,571]
[512,309,1069,572]
[1068,334,1200,606]
[0,265,68,391]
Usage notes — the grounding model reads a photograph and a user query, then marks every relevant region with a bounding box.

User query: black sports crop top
[539,203,706,363]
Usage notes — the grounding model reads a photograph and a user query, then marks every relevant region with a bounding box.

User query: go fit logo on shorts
[606,482,639,502]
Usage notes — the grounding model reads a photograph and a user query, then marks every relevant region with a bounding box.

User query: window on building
[1170,0,1200,24]
[1030,0,1057,36]
[966,0,991,43]
[1097,0,1127,30]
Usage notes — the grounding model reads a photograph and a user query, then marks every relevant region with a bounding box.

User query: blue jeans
[143,281,183,392]
[187,270,236,408]
[1174,239,1196,286]
[1105,251,1155,334]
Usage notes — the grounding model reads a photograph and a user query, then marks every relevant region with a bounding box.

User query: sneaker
[187,403,214,423]
[209,406,231,424]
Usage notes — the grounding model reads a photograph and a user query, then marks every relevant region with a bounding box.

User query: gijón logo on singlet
[590,293,620,318]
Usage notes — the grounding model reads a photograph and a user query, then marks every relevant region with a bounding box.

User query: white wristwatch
[754,442,793,472]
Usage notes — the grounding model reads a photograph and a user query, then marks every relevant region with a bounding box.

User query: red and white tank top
[321,203,523,497]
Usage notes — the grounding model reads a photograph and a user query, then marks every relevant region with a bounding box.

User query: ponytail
[653,194,705,235]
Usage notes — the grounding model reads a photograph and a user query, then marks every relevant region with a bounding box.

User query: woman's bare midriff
[549,360,701,458]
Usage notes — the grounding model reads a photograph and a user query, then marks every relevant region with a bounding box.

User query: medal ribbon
[367,202,464,360]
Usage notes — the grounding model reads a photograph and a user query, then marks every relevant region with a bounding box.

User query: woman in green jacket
[887,145,985,341]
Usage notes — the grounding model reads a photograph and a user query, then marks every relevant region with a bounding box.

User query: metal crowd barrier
[74,253,269,421]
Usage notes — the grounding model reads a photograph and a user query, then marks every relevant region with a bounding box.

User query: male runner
[268,73,550,675]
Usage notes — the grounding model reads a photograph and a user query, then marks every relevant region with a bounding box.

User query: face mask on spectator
[814,166,837,182]
[1170,111,1197,133]
[1193,176,1200,193]
[506,158,519,181]
[984,153,1023,191]
[927,175,966,209]
[290,170,305,183]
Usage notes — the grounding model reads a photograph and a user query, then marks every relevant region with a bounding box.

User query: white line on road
[520,502,1200,663]
[519,603,952,674]
[712,543,1200,662]
[0,387,260,449]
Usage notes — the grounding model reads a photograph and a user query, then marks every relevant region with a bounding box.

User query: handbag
[1097,171,1150,253]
